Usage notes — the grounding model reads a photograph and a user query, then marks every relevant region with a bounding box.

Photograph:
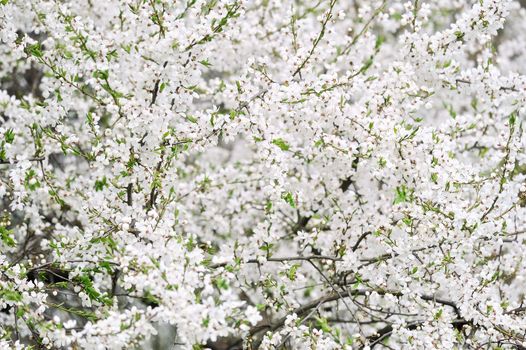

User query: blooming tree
[1,0,526,349]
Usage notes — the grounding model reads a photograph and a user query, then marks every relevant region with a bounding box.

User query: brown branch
[0,157,45,165]
[209,255,342,269]
[235,288,463,349]
[292,0,337,78]
[364,319,471,349]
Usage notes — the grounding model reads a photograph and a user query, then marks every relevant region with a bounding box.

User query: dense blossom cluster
[1,0,526,349]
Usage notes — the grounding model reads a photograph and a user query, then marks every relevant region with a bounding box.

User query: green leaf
[264,200,272,214]
[24,169,40,191]
[25,43,43,58]
[4,129,15,144]
[235,81,243,94]
[199,59,212,67]
[106,49,118,61]
[434,308,443,320]
[287,264,300,281]
[271,138,289,151]
[394,185,409,204]
[316,317,332,333]
[375,35,385,50]
[0,227,16,247]
[186,115,198,123]
[359,57,374,74]
[281,191,296,208]
[214,276,229,290]
[0,289,22,302]
[94,177,108,191]
[93,69,109,80]
[16,307,25,317]
[259,242,274,255]
[509,111,517,126]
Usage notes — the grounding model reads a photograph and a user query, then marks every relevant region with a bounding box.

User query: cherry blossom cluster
[1,0,526,349]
